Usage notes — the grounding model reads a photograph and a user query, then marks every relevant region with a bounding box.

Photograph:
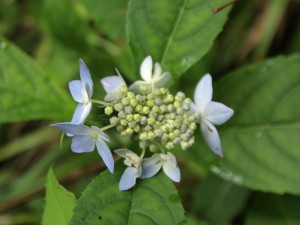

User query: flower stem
[101,124,116,131]
[91,99,110,106]
[140,147,146,159]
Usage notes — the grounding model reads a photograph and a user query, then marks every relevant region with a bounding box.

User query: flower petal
[204,101,234,125]
[79,59,93,96]
[200,119,223,157]
[140,56,153,82]
[69,80,84,103]
[140,154,162,179]
[194,74,213,112]
[153,62,162,79]
[71,102,92,124]
[71,135,95,153]
[119,167,139,191]
[101,76,124,93]
[51,123,90,135]
[114,149,137,158]
[104,89,122,101]
[155,72,171,88]
[96,139,114,173]
[91,126,110,142]
[129,81,148,93]
[162,153,180,182]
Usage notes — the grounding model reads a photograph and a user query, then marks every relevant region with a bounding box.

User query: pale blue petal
[200,119,223,157]
[69,80,83,103]
[141,154,162,179]
[79,59,93,96]
[194,74,213,112]
[119,167,139,191]
[71,102,92,124]
[140,56,153,82]
[101,76,124,93]
[162,153,180,182]
[91,126,110,142]
[71,135,95,153]
[155,72,171,88]
[204,101,234,125]
[96,139,114,173]
[51,123,90,135]
[114,149,136,158]
[129,81,148,93]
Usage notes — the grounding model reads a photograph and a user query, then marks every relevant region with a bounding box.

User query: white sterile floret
[141,152,180,182]
[115,149,143,191]
[191,74,234,157]
[130,56,171,93]
[69,59,93,124]
[101,70,127,101]
[51,123,114,173]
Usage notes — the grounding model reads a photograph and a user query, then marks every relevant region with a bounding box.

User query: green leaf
[193,175,250,224]
[81,0,128,41]
[246,193,300,225]
[70,162,186,225]
[43,168,76,225]
[212,54,300,194]
[127,0,231,78]
[43,0,89,51]
[0,37,73,122]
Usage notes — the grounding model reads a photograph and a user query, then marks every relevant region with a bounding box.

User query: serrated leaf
[70,162,185,225]
[43,168,76,225]
[0,37,73,122]
[211,54,300,194]
[127,0,231,78]
[246,194,300,225]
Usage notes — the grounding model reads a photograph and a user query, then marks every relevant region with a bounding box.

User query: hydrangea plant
[52,56,234,190]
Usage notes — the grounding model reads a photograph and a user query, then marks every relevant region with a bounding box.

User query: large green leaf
[70,162,185,225]
[0,37,73,122]
[193,175,250,224]
[43,168,76,225]
[127,0,231,78]
[81,0,128,42]
[212,54,300,194]
[246,194,300,225]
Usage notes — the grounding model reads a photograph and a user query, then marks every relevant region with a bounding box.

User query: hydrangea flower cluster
[52,56,234,191]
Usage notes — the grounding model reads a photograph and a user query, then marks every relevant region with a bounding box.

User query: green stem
[101,124,116,131]
[91,99,110,106]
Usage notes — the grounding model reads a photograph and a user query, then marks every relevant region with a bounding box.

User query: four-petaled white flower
[114,149,143,191]
[141,152,180,182]
[69,59,93,124]
[101,71,126,101]
[51,123,114,173]
[191,74,234,157]
[130,56,171,92]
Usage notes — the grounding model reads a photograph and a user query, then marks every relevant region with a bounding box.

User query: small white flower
[141,152,180,182]
[192,74,234,157]
[130,56,171,92]
[101,70,126,101]
[69,59,93,124]
[51,123,114,173]
[115,149,143,191]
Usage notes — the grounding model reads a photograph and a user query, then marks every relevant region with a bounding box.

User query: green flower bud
[120,85,128,94]
[149,144,157,152]
[125,128,133,135]
[155,98,163,106]
[133,114,141,122]
[117,125,124,132]
[152,105,160,113]
[140,84,149,94]
[110,117,118,125]
[166,142,174,149]
[121,97,130,106]
[189,122,197,130]
[113,103,123,111]
[135,105,143,113]
[127,92,135,99]
[126,114,133,122]
[142,106,150,114]
[169,132,176,140]
[147,131,155,139]
[146,100,155,107]
[181,141,189,150]
[139,132,148,140]
[104,106,113,115]
[147,118,155,126]
[130,99,138,107]
[174,100,181,108]
[134,125,140,132]
[120,119,128,126]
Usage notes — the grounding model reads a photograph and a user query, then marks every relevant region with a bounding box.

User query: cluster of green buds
[52,55,234,191]
[105,86,196,151]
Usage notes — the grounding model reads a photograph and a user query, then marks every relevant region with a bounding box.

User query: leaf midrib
[159,0,188,65]
[221,121,300,134]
